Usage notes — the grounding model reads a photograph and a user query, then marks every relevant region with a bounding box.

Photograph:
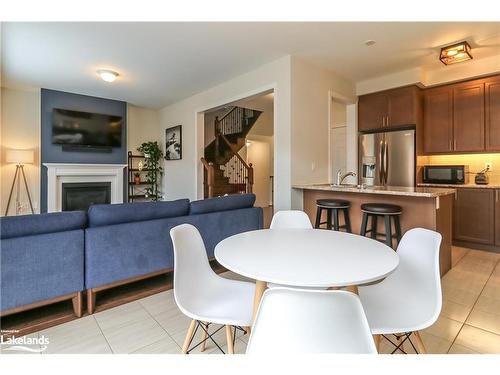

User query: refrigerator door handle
[379,139,385,184]
[384,140,389,185]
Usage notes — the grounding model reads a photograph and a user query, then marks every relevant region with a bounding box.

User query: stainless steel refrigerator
[359,128,416,187]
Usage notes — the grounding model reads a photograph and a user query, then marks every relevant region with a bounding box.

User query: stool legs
[370,216,378,239]
[394,215,402,244]
[384,215,393,248]
[343,208,352,233]
[360,212,368,236]
[326,209,332,230]
[333,209,339,231]
[315,207,322,228]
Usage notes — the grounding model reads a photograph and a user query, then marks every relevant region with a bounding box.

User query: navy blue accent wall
[41,89,127,212]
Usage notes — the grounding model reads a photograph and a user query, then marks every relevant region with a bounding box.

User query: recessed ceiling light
[440,41,472,65]
[97,69,119,82]
[364,40,376,46]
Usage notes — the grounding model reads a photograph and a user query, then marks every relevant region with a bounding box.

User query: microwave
[423,165,469,184]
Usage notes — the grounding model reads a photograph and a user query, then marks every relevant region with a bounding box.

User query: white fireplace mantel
[43,163,127,212]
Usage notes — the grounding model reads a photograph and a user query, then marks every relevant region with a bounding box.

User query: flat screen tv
[52,108,122,148]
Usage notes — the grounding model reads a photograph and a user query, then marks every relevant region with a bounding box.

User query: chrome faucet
[336,170,357,185]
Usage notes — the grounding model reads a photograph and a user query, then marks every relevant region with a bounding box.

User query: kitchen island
[293,184,456,275]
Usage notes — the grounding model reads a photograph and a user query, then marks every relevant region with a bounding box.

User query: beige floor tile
[452,246,470,267]
[155,310,193,336]
[39,316,111,354]
[0,333,41,355]
[442,285,480,308]
[466,308,500,335]
[131,336,180,354]
[482,282,500,301]
[441,300,473,323]
[418,332,453,354]
[448,343,480,354]
[102,317,169,354]
[139,290,177,316]
[94,301,151,331]
[454,325,500,354]
[474,295,500,315]
[423,316,463,342]
[377,335,416,354]
[453,261,497,277]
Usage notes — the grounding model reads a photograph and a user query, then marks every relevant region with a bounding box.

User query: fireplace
[62,182,111,211]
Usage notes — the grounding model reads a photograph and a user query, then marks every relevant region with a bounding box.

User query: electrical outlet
[485,162,493,171]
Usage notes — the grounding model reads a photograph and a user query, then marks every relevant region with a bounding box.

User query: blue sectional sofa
[0,211,87,317]
[0,194,263,317]
[85,194,262,313]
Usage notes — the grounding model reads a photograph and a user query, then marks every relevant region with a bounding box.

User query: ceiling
[2,22,499,108]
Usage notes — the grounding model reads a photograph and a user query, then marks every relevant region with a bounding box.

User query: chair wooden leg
[225,325,234,354]
[72,291,83,318]
[413,331,427,354]
[245,326,251,335]
[200,322,208,352]
[252,280,267,323]
[86,289,96,315]
[181,319,197,354]
[373,334,381,353]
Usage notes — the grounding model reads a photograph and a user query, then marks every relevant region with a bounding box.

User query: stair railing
[201,157,215,198]
[219,135,253,194]
[214,106,256,137]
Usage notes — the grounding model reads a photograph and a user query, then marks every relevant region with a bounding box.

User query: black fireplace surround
[62,182,111,212]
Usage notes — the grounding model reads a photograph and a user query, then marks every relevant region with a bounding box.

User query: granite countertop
[418,183,500,189]
[292,183,456,198]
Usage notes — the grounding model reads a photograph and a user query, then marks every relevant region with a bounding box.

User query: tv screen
[52,108,122,147]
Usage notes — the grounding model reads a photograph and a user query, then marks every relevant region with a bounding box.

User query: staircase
[202,106,262,198]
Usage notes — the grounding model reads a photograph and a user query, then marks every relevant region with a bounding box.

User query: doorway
[202,91,275,214]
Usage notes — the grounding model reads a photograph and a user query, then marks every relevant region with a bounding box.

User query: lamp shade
[6,149,34,164]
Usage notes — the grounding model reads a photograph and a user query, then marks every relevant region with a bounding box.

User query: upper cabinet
[358,86,421,132]
[485,76,500,151]
[422,74,500,154]
[453,80,485,152]
[423,86,453,153]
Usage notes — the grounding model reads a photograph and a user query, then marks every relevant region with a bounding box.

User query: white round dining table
[214,228,399,321]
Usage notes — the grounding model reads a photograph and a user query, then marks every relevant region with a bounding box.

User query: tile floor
[1,247,499,354]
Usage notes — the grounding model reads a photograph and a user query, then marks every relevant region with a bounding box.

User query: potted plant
[137,141,164,201]
[133,173,141,185]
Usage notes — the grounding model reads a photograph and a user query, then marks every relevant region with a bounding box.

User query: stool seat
[316,199,350,209]
[361,203,402,215]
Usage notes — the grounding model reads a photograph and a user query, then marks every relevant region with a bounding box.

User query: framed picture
[165,125,182,160]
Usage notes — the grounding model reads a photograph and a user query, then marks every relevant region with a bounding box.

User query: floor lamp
[5,149,35,216]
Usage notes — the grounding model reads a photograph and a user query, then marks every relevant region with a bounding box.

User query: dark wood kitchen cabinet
[453,80,485,152]
[423,86,453,153]
[454,188,495,245]
[485,76,500,151]
[358,86,422,132]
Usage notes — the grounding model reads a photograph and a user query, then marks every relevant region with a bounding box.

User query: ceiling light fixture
[439,41,472,65]
[97,69,119,82]
[364,40,376,46]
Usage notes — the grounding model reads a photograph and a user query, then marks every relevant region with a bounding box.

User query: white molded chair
[170,223,255,354]
[246,288,377,354]
[358,228,442,354]
[270,210,313,229]
[268,210,323,289]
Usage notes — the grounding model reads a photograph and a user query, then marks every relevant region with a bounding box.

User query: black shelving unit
[127,151,155,202]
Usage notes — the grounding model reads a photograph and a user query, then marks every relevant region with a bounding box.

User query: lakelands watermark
[1,330,49,353]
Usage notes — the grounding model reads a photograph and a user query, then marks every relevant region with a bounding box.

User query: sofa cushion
[0,211,87,240]
[87,199,190,227]
[189,193,256,215]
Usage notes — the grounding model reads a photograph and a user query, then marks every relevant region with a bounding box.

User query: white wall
[0,87,41,215]
[127,104,161,153]
[159,56,292,210]
[290,57,356,208]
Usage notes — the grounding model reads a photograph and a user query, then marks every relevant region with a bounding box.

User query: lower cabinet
[453,188,495,245]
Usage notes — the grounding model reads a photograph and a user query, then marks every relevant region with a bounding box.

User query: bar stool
[315,199,352,233]
[360,203,402,249]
